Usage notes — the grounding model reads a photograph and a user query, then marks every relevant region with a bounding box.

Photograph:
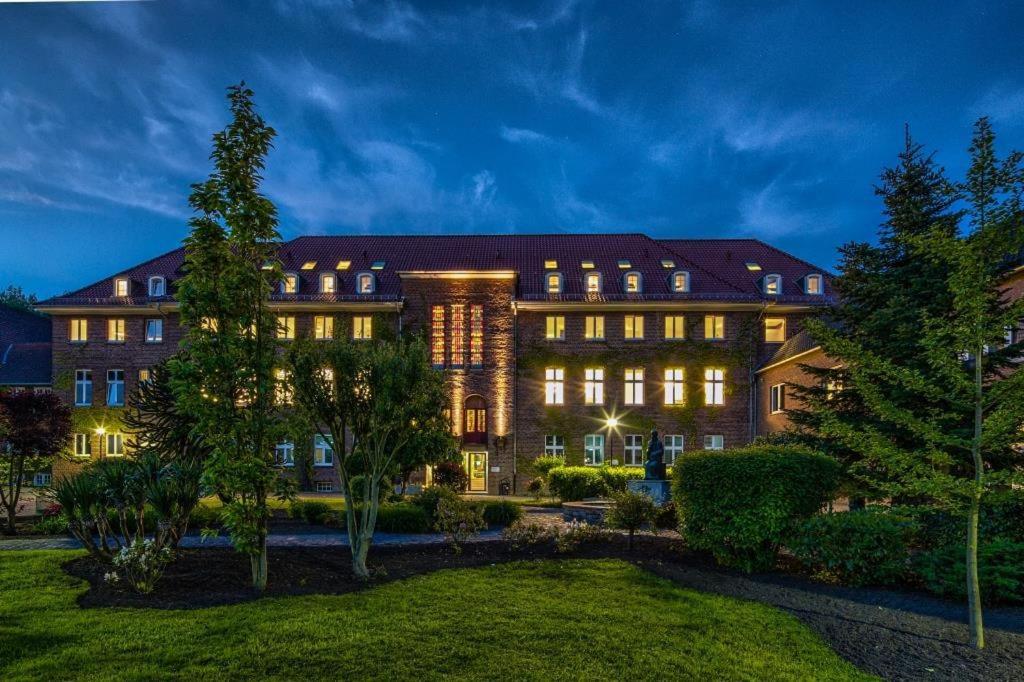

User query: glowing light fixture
[95,426,106,436]
[606,417,619,429]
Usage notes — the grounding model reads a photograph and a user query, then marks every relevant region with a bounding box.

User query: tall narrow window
[431,306,445,367]
[664,368,685,405]
[114,278,129,297]
[764,317,786,343]
[148,276,166,297]
[357,273,375,294]
[275,368,293,406]
[763,274,782,295]
[624,434,644,466]
[281,273,298,294]
[704,314,725,340]
[470,305,483,367]
[450,304,465,367]
[74,433,91,457]
[69,319,88,343]
[277,316,296,340]
[624,368,644,405]
[107,318,125,343]
[585,272,602,294]
[544,435,565,458]
[145,318,163,343]
[545,315,565,340]
[770,383,786,413]
[584,434,605,466]
[319,273,336,293]
[107,369,125,407]
[275,442,295,467]
[544,367,565,405]
[584,368,604,405]
[624,271,642,293]
[664,435,684,464]
[106,433,125,457]
[624,314,644,340]
[353,316,373,340]
[704,368,725,406]
[314,315,334,340]
[313,435,334,466]
[584,315,605,340]
[546,272,563,294]
[75,370,92,406]
[671,271,690,292]
[665,315,685,340]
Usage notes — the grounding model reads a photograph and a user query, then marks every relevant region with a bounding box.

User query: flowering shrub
[555,520,612,553]
[110,539,174,594]
[434,495,485,554]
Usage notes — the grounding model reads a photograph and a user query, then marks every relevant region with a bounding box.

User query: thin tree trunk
[966,344,985,650]
[250,527,268,592]
[5,505,16,535]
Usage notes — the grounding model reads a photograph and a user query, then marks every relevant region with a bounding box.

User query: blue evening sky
[1,0,1022,298]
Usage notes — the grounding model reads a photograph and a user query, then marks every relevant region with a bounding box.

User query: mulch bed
[63,536,1024,682]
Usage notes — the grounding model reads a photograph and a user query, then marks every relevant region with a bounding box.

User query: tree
[170,83,290,591]
[122,358,210,464]
[0,285,38,312]
[605,489,657,551]
[288,334,451,579]
[0,390,72,534]
[807,118,1024,648]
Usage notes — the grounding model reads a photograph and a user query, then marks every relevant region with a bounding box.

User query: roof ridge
[748,238,835,278]
[40,245,186,304]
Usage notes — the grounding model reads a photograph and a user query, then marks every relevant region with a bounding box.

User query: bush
[412,486,458,525]
[479,500,523,528]
[673,445,841,572]
[547,467,607,501]
[526,477,544,499]
[348,475,367,500]
[605,490,657,550]
[188,504,221,529]
[290,500,333,525]
[531,456,565,479]
[32,513,68,535]
[654,501,678,531]
[502,521,559,549]
[894,496,1024,549]
[433,461,468,491]
[788,510,917,586]
[914,539,1024,604]
[373,503,431,533]
[555,520,612,553]
[596,467,644,493]
[109,538,173,594]
[435,495,485,553]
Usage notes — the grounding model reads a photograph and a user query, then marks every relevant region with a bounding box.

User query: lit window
[106,369,125,406]
[763,274,782,295]
[277,316,296,340]
[470,305,483,367]
[544,367,565,405]
[200,317,218,333]
[825,378,844,400]
[272,368,292,406]
[546,272,563,294]
[431,306,445,367]
[138,368,151,384]
[107,319,125,343]
[704,315,725,340]
[545,315,565,340]
[114,278,129,297]
[624,368,644,405]
[281,273,298,294]
[745,263,761,272]
[664,368,685,405]
[357,272,375,294]
[661,259,675,269]
[315,481,335,493]
[336,260,351,271]
[74,433,91,457]
[581,260,595,269]
[544,435,565,458]
[450,305,465,366]
[584,368,604,405]
[544,259,558,269]
[313,434,334,466]
[585,272,602,294]
[69,319,88,343]
[314,315,334,340]
[624,434,644,466]
[624,314,644,340]
[671,271,690,293]
[585,315,605,340]
[703,434,724,450]
[320,273,336,293]
[301,261,317,270]
[145,319,163,343]
[805,274,823,295]
[665,315,685,340]
[770,383,786,414]
[275,442,295,467]
[106,432,125,457]
[353,316,373,340]
[623,271,642,293]
[75,370,92,406]
[318,366,335,395]
[148,276,166,297]
[584,434,605,466]
[664,435,684,464]
[617,260,631,269]
[704,368,725,406]
[764,317,786,343]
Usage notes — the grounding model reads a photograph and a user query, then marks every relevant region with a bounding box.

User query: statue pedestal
[628,479,672,507]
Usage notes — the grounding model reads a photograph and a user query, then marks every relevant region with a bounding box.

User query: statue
[644,430,666,480]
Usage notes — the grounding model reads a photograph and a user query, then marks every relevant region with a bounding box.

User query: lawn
[0,551,872,681]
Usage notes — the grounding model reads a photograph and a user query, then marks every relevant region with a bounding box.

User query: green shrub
[673,446,841,572]
[894,496,1024,549]
[373,503,431,534]
[605,490,657,549]
[502,521,559,549]
[788,510,917,586]
[531,456,566,479]
[348,475,367,500]
[411,486,458,524]
[547,467,607,500]
[526,477,544,499]
[654,501,678,531]
[596,467,644,493]
[914,539,1024,604]
[433,461,468,491]
[290,500,333,525]
[188,505,221,529]
[32,513,69,535]
[435,495,485,553]
[479,500,523,528]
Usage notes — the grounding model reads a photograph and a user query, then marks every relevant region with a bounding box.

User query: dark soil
[64,536,1024,682]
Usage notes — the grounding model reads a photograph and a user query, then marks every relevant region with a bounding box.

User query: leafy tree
[171,83,290,591]
[807,118,1024,648]
[0,285,38,313]
[0,390,72,534]
[288,334,451,578]
[605,489,657,550]
[122,359,210,464]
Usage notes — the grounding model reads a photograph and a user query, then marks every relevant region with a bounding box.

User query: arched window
[319,272,336,294]
[148,276,166,297]
[585,271,602,294]
[545,272,563,294]
[623,271,643,293]
[463,395,487,444]
[670,271,690,293]
[763,274,782,295]
[804,273,823,295]
[356,272,375,294]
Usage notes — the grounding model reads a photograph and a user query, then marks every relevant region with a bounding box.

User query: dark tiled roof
[39,234,835,306]
[0,304,51,345]
[759,329,821,370]
[0,342,51,386]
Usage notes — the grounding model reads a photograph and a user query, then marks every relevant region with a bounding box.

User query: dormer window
[356,272,375,294]
[545,272,563,294]
[281,273,298,294]
[763,274,782,295]
[624,271,642,293]
[585,272,602,294]
[670,271,690,293]
[148,276,165,297]
[113,278,129,297]
[319,273,336,294]
[804,274,823,295]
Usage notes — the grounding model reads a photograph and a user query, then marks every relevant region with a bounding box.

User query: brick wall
[756,347,832,435]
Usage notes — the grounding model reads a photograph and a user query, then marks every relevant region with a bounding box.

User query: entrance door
[463,451,487,492]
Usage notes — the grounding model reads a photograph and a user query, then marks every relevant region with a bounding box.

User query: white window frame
[704,314,725,340]
[106,369,125,407]
[106,432,125,457]
[545,272,563,294]
[670,271,690,293]
[319,272,337,294]
[764,316,786,343]
[624,314,644,340]
[313,434,334,466]
[148,276,166,297]
[624,368,644,405]
[281,273,299,294]
[584,367,604,405]
[275,442,295,467]
[544,435,565,458]
[585,272,602,294]
[544,367,565,405]
[703,434,724,450]
[664,435,684,465]
[74,433,91,457]
[545,315,565,340]
[113,278,129,297]
[664,367,685,405]
[356,272,375,294]
[584,315,605,340]
[314,315,334,340]
[34,472,52,487]
[353,315,373,340]
[75,370,92,406]
[624,434,644,466]
[763,274,782,295]
[704,368,725,406]
[584,434,605,466]
[315,481,335,493]
[770,383,786,414]
[145,318,163,343]
[805,274,823,295]
[623,271,643,293]
[665,314,685,340]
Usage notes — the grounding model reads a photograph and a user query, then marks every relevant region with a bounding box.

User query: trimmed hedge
[914,539,1024,604]
[290,500,333,525]
[547,466,644,501]
[673,445,841,572]
[478,500,523,528]
[373,503,431,534]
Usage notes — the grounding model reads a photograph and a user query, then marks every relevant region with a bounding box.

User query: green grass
[0,551,873,681]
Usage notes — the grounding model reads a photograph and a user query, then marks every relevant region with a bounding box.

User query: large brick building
[35,234,834,493]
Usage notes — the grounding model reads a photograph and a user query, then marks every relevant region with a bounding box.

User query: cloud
[971,84,1024,126]
[469,170,496,208]
[274,0,430,43]
[499,126,552,145]
[737,177,835,239]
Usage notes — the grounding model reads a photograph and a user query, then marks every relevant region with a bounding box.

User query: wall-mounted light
[94,426,106,436]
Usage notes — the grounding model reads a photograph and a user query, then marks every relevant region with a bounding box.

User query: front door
[463,451,487,492]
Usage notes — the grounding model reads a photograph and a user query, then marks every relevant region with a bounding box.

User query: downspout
[750,303,770,443]
[511,300,518,495]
